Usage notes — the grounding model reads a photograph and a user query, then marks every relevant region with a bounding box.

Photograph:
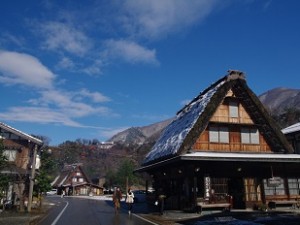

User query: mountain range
[109,87,300,146]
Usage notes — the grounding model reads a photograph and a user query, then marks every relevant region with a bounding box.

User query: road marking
[133,213,159,225]
[51,200,69,225]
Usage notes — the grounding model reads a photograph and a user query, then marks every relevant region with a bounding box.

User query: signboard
[204,176,211,198]
[267,177,282,187]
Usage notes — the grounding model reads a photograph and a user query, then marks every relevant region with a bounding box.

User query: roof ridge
[177,70,245,116]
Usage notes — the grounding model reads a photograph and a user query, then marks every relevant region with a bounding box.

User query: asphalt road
[38,196,157,225]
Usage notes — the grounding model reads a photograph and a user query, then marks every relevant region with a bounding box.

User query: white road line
[132,213,159,225]
[51,200,69,225]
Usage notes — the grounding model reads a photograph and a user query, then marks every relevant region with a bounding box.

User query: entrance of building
[228,178,246,209]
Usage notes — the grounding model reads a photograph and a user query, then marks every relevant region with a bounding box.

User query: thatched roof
[142,70,293,166]
[51,163,91,187]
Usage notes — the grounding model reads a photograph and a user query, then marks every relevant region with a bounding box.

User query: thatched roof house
[137,70,300,211]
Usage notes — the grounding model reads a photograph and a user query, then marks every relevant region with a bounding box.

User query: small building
[282,123,300,154]
[0,122,43,211]
[136,70,300,211]
[52,163,103,196]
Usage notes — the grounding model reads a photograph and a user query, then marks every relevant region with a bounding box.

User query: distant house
[282,123,300,154]
[136,70,300,211]
[51,163,103,196]
[0,122,43,211]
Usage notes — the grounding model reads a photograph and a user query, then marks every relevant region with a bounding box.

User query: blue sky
[0,0,299,145]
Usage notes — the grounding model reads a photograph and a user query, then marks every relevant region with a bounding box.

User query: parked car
[46,189,57,195]
[132,190,147,203]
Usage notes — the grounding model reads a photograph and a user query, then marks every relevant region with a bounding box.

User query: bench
[268,200,299,209]
[196,196,231,213]
[197,202,231,213]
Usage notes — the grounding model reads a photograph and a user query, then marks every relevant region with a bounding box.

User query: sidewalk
[0,199,54,225]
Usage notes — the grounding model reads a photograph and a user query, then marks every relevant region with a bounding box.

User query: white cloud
[29,89,113,118]
[103,39,158,65]
[0,50,116,127]
[121,0,218,40]
[81,59,104,75]
[57,57,75,70]
[0,106,82,127]
[0,51,55,89]
[40,22,91,56]
[79,88,111,103]
[0,32,25,47]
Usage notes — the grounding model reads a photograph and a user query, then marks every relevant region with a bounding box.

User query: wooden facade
[0,122,43,211]
[137,71,300,211]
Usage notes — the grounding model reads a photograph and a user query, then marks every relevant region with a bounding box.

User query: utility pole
[28,144,37,212]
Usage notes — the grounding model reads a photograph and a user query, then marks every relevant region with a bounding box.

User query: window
[241,128,259,144]
[211,178,228,194]
[76,172,81,176]
[72,177,77,182]
[209,126,229,143]
[263,178,285,196]
[78,178,84,182]
[229,101,239,118]
[288,178,300,195]
[3,149,17,161]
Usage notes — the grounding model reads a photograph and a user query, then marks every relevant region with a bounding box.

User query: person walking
[61,190,65,198]
[125,188,134,214]
[113,187,122,214]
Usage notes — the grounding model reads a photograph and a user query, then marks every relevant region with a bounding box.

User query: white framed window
[3,149,17,161]
[78,178,84,182]
[209,126,229,143]
[72,177,77,182]
[76,172,81,176]
[229,101,239,118]
[241,128,259,144]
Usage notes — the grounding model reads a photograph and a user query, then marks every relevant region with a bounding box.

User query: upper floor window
[241,128,259,144]
[3,149,17,161]
[76,172,81,176]
[209,126,229,143]
[229,101,239,118]
[78,178,84,182]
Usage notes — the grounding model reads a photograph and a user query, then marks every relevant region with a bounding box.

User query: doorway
[228,178,246,209]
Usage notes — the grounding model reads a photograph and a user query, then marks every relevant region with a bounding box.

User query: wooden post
[28,144,37,212]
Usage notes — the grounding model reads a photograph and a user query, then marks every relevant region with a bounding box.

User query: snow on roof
[0,122,43,145]
[181,152,300,162]
[282,122,300,134]
[143,80,226,165]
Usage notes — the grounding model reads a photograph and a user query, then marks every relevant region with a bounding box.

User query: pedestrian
[112,187,122,214]
[125,188,134,214]
[61,190,65,198]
